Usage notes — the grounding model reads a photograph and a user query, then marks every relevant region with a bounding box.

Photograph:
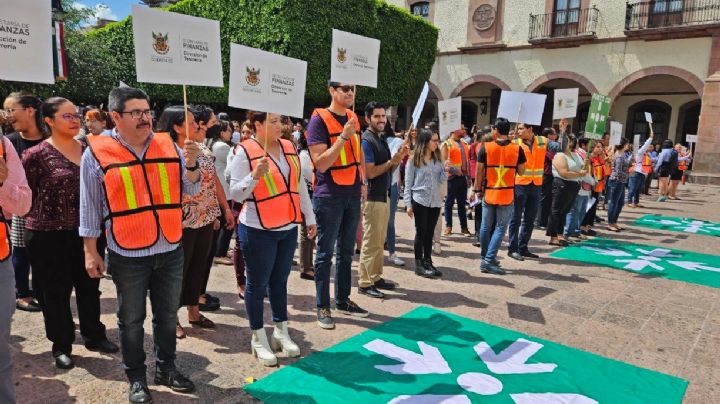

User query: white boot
[251,328,278,366]
[270,321,301,358]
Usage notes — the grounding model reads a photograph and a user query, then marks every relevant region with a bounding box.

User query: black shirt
[7,132,44,158]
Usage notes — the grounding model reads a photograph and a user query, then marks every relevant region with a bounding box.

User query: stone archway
[450,74,511,98]
[608,66,704,102]
[525,71,599,94]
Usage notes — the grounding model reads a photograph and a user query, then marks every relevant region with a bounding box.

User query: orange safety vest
[642,153,653,174]
[513,136,547,186]
[312,108,362,186]
[484,141,520,206]
[445,138,469,176]
[88,133,183,250]
[240,138,302,230]
[678,153,688,171]
[0,140,9,261]
[591,156,606,193]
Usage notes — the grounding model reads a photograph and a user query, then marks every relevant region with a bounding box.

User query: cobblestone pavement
[10,182,720,403]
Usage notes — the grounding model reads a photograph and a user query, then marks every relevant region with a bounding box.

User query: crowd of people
[0,83,694,404]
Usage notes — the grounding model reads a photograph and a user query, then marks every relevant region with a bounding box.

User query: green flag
[634,215,720,237]
[245,306,687,403]
[584,94,611,140]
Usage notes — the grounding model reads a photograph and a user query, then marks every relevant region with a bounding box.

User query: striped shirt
[79,130,200,257]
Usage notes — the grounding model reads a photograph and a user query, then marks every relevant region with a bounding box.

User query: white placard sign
[438,97,462,141]
[609,121,623,146]
[330,29,380,88]
[497,91,547,125]
[633,134,641,151]
[228,44,307,118]
[644,112,653,123]
[686,134,697,143]
[552,88,579,119]
[411,82,430,128]
[0,0,54,84]
[132,5,223,87]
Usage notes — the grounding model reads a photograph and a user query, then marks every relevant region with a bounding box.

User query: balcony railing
[625,0,720,31]
[529,7,599,41]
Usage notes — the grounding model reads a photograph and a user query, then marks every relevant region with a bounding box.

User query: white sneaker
[270,321,301,358]
[251,328,278,366]
[433,242,442,255]
[388,253,405,266]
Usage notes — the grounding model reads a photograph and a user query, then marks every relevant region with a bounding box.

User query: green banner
[245,306,687,403]
[634,215,720,237]
[584,94,611,140]
[551,238,720,288]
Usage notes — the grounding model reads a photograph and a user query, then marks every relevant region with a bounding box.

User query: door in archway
[626,100,671,143]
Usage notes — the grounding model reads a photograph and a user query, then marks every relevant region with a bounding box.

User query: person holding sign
[507,124,547,261]
[605,137,633,231]
[357,102,408,299]
[441,126,472,237]
[80,87,200,403]
[547,134,587,245]
[306,81,369,330]
[474,119,526,275]
[626,126,654,208]
[669,144,692,200]
[0,109,32,403]
[229,111,316,367]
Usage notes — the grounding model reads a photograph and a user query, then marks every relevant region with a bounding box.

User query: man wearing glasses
[306,81,368,330]
[79,87,201,404]
[507,124,547,261]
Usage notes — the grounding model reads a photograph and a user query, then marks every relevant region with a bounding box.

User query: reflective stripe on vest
[88,133,183,251]
[241,138,302,230]
[484,142,520,206]
[313,108,361,186]
[513,136,547,186]
[0,141,9,262]
[591,157,606,193]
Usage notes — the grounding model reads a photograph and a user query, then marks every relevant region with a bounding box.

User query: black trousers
[180,224,214,307]
[26,230,106,355]
[546,178,580,238]
[537,173,554,227]
[581,191,599,227]
[412,201,440,261]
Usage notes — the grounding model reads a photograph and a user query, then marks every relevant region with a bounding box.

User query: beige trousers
[358,201,390,288]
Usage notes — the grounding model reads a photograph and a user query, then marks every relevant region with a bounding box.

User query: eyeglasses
[119,109,154,120]
[56,113,83,122]
[333,85,354,93]
[2,108,26,114]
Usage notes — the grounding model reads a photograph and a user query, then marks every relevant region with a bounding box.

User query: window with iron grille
[411,2,430,19]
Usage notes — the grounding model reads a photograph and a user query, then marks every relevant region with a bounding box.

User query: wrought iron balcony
[529,6,599,43]
[625,0,720,32]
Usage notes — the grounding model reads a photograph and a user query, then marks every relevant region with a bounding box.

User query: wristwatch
[187,162,200,171]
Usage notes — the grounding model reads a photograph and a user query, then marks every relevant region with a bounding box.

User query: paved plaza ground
[10,182,720,403]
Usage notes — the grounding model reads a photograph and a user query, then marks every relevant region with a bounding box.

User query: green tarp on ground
[245,306,687,403]
[550,238,720,288]
[634,215,720,237]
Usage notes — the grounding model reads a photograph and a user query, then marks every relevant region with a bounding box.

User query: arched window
[411,1,430,19]
[626,100,672,143]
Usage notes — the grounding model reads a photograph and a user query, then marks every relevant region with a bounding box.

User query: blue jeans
[480,201,513,263]
[508,184,540,253]
[11,246,31,299]
[444,176,468,230]
[238,223,297,330]
[313,195,361,308]
[108,246,184,382]
[626,172,646,205]
[0,261,15,403]
[386,184,399,254]
[564,194,588,237]
[606,179,626,225]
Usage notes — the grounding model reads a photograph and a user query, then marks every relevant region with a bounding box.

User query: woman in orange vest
[229,111,316,367]
[581,141,606,236]
[23,97,118,369]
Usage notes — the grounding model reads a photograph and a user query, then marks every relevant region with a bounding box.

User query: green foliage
[1,0,437,111]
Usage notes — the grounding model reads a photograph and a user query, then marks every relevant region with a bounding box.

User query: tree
[58,0,96,32]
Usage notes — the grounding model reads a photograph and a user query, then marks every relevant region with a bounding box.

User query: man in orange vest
[441,125,471,237]
[507,124,546,261]
[306,81,369,330]
[0,123,32,403]
[626,128,654,208]
[80,87,201,404]
[474,118,526,275]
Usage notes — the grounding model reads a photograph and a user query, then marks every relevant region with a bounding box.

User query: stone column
[690,72,720,185]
